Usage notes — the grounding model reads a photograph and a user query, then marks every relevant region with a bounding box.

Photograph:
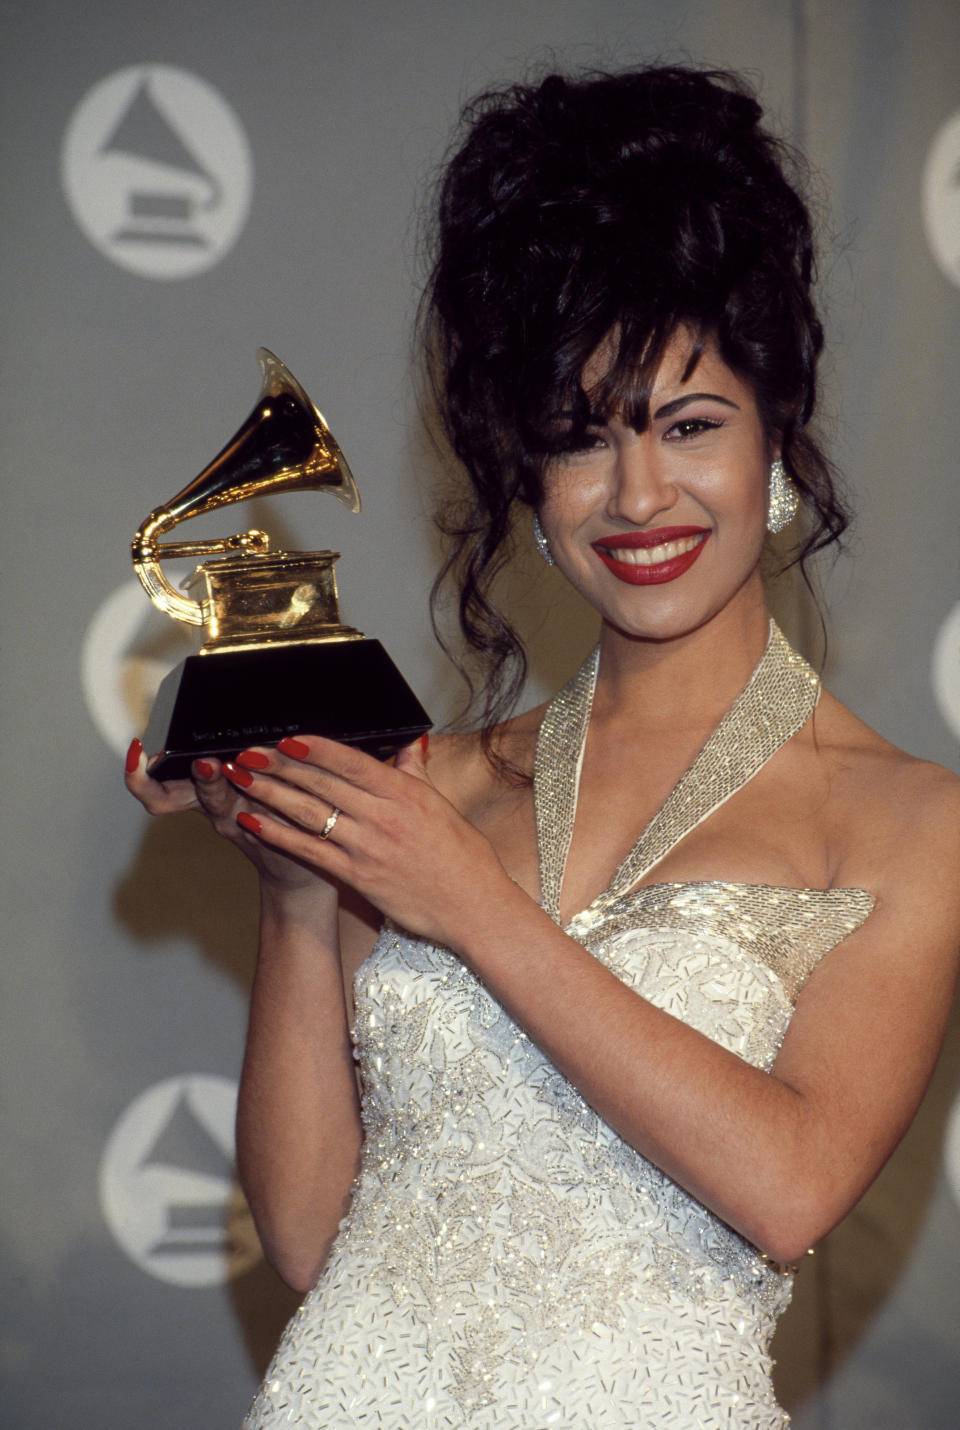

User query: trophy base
[145,639,431,780]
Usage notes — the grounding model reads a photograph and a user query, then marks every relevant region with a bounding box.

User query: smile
[592,527,710,585]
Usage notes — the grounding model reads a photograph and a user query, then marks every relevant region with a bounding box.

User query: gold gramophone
[133,348,430,779]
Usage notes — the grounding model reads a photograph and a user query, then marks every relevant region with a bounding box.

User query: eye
[664,416,724,441]
[554,427,607,457]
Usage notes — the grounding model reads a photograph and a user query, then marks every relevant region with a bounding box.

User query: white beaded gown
[243,625,874,1429]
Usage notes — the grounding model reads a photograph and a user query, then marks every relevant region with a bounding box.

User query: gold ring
[318,806,341,840]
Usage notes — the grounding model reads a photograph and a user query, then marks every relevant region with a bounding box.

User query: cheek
[702,456,768,519]
[539,467,607,532]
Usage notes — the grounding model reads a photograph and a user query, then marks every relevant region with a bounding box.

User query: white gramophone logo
[61,65,253,280]
[81,577,193,759]
[100,1075,261,1287]
[923,109,960,290]
[932,601,960,743]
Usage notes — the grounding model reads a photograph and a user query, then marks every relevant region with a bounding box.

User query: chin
[601,588,761,646]
[614,620,710,646]
[601,604,711,644]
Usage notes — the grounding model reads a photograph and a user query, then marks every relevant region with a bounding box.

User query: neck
[594,581,771,734]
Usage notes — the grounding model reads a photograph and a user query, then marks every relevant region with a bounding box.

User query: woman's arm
[235,878,376,1291]
[125,745,374,1290]
[451,845,959,1263]
[222,736,960,1265]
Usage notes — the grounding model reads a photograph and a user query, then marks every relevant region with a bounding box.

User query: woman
[127,67,960,1428]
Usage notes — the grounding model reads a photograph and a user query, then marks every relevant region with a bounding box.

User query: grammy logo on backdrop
[132,349,430,779]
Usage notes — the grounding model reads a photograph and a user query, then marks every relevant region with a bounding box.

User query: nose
[605,433,679,526]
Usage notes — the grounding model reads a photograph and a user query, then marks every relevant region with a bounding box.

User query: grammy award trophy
[132,349,431,780]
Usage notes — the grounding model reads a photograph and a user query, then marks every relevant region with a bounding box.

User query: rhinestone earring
[533,512,555,565]
[766,459,799,534]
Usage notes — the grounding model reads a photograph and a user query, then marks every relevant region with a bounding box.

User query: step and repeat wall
[2,2,958,1425]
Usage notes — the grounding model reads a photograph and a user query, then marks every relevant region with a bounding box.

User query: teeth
[604,534,704,566]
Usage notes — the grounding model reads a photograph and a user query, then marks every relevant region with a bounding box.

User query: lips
[592,526,710,585]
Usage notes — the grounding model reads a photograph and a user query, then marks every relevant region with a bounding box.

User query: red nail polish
[420,732,430,755]
[125,737,143,774]
[278,737,310,760]
[237,749,270,770]
[194,759,215,780]
[224,762,254,788]
[237,811,262,835]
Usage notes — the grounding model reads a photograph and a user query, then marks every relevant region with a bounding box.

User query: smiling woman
[126,64,960,1430]
[423,67,848,751]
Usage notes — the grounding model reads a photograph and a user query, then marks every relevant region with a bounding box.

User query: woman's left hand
[221,735,510,948]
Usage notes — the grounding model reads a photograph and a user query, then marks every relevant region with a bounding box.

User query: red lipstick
[592,526,710,585]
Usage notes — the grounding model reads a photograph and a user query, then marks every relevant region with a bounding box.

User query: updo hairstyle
[422,65,848,741]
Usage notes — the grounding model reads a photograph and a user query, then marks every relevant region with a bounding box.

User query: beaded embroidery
[244,625,876,1430]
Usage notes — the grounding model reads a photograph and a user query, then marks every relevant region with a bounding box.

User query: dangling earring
[533,512,554,565]
[766,459,799,534]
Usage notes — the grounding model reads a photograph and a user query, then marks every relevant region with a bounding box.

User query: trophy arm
[132,509,205,625]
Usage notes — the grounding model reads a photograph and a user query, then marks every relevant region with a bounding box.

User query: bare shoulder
[811,689,960,891]
[424,703,546,822]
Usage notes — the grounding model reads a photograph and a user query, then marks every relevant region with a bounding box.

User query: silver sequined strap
[534,647,599,922]
[534,623,821,923]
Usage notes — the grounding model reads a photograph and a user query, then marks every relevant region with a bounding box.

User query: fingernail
[237,811,262,835]
[194,759,215,780]
[420,732,430,755]
[237,749,270,770]
[278,737,310,760]
[125,738,143,774]
[224,762,254,788]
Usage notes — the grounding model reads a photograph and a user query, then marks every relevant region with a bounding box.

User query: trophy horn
[132,349,360,624]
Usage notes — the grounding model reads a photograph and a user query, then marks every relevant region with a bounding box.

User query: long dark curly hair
[421,65,849,751]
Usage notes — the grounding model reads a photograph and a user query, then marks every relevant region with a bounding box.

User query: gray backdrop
[3,1,958,1426]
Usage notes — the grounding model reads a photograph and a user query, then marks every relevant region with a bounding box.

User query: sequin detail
[244,626,875,1430]
[573,882,875,1005]
[536,621,821,920]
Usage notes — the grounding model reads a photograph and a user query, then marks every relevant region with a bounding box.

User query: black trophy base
[145,638,431,780]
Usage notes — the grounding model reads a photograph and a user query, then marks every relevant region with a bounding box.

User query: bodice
[342,876,871,1425]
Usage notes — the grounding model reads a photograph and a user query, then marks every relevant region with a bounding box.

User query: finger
[233,742,383,820]
[272,735,438,819]
[192,758,245,822]
[124,738,200,814]
[276,735,401,797]
[234,806,353,874]
[223,759,360,841]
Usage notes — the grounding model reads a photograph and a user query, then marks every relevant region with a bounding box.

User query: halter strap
[534,622,821,925]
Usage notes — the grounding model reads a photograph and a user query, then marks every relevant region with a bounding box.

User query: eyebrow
[652,392,741,419]
[559,391,741,428]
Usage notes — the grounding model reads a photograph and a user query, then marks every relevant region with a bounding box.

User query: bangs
[528,314,713,454]
[585,319,710,428]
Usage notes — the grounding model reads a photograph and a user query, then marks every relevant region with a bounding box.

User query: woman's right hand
[123,737,330,898]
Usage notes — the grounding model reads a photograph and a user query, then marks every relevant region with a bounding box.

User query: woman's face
[538,332,773,643]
